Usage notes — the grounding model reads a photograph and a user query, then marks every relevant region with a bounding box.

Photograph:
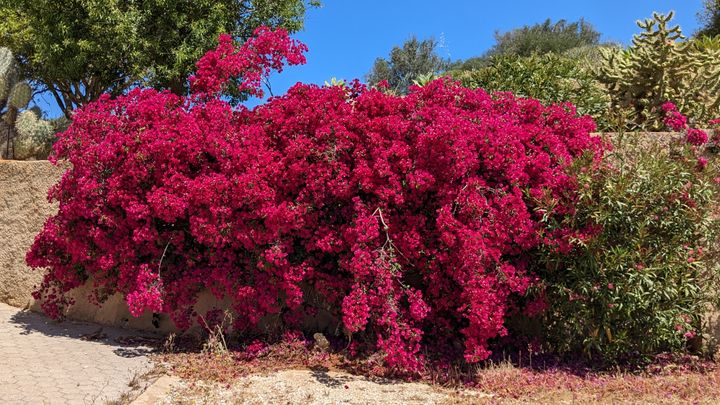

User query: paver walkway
[0,303,154,404]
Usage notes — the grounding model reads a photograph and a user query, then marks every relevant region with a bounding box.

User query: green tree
[488,18,601,57]
[697,0,720,37]
[0,0,318,118]
[367,36,449,94]
[448,18,603,74]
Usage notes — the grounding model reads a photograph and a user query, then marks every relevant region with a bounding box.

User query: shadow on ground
[309,366,355,388]
[8,308,160,357]
[309,365,405,388]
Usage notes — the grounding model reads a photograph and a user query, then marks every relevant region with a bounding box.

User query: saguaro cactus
[597,12,720,130]
[0,47,55,159]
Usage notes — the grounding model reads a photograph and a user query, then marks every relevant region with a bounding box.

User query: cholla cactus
[0,47,55,159]
[597,12,720,130]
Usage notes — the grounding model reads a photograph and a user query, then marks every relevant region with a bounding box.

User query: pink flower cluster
[686,128,709,147]
[27,28,603,370]
[661,101,710,150]
[662,101,688,131]
[190,27,307,98]
[675,315,697,340]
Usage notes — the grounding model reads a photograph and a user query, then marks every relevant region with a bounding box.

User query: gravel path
[0,303,155,404]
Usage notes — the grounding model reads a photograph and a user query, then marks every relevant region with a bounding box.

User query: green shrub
[451,53,612,130]
[534,135,720,363]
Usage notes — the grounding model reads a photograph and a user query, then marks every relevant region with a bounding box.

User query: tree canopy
[448,18,602,73]
[366,36,448,94]
[0,0,318,118]
[488,18,601,57]
[697,0,720,37]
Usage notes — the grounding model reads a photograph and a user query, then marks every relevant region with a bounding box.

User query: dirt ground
[150,369,491,405]
[143,364,720,405]
[150,348,720,405]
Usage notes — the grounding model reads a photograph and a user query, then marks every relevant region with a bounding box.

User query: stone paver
[0,303,154,404]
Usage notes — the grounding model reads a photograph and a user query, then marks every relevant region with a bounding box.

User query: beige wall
[0,160,63,308]
[0,160,223,333]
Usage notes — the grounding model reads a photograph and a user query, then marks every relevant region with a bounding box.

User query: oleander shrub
[533,105,720,363]
[27,27,605,371]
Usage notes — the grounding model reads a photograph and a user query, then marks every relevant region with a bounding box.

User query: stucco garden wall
[0,160,226,332]
[0,160,63,308]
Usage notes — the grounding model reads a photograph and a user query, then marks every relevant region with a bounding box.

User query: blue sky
[34,1,704,117]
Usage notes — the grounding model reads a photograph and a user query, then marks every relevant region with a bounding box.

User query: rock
[313,332,330,351]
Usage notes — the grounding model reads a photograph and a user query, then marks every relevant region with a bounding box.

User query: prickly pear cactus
[597,12,720,130]
[0,47,55,159]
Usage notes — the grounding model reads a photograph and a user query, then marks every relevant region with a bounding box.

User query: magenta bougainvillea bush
[27,28,603,370]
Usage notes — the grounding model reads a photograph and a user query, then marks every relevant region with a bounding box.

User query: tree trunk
[168,77,187,96]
